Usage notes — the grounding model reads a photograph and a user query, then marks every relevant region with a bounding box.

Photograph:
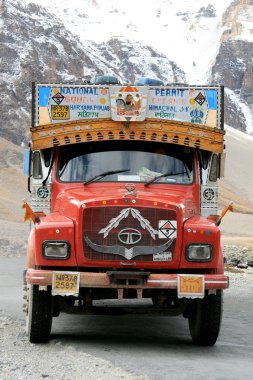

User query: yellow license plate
[51,105,70,120]
[177,275,204,298]
[52,272,80,296]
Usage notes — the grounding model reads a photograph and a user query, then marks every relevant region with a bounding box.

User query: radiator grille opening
[83,206,177,262]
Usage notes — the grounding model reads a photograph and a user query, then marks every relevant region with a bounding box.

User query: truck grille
[83,206,177,261]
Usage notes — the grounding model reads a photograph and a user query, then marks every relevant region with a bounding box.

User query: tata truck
[23,81,228,345]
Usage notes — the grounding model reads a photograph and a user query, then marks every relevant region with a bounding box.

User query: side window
[32,151,43,179]
[209,154,219,182]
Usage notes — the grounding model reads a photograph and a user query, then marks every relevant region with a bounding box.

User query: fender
[27,228,36,269]
[216,243,225,274]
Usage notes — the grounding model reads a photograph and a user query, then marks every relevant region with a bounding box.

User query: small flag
[22,202,44,223]
[216,202,234,226]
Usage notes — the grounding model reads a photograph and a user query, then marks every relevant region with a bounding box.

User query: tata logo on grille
[118,228,142,245]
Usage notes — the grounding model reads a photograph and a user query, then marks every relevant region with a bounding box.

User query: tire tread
[189,291,223,346]
[28,285,52,343]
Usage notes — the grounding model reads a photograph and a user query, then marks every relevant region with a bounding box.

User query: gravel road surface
[0,256,253,380]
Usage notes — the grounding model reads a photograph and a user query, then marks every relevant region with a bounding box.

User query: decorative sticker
[110,86,148,122]
[37,187,49,199]
[203,188,215,201]
[52,92,64,105]
[158,220,177,239]
[194,92,206,106]
[201,186,217,205]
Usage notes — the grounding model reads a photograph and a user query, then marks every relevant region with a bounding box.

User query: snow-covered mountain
[22,0,232,84]
[0,0,253,145]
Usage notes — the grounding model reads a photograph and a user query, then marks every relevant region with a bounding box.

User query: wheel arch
[27,228,36,269]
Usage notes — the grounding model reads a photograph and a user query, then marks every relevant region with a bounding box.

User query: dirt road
[0,256,253,380]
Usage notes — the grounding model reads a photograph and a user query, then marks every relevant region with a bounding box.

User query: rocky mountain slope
[0,0,253,145]
[0,0,184,145]
[212,0,253,132]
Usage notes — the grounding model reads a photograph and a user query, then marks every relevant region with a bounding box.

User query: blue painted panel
[23,149,30,176]
[39,87,51,107]
[206,90,217,110]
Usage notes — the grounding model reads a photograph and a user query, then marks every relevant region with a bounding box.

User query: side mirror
[219,153,226,178]
[23,149,30,176]
[209,154,220,182]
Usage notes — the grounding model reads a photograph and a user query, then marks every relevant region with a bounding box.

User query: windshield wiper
[144,170,189,187]
[84,169,130,185]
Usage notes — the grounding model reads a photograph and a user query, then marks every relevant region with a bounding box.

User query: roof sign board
[35,84,111,126]
[33,84,223,130]
[146,87,219,128]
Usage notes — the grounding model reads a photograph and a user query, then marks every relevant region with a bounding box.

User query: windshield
[58,141,194,184]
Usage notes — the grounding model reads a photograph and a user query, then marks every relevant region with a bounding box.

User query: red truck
[23,80,228,345]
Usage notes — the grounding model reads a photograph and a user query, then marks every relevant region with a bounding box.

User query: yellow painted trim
[31,118,225,153]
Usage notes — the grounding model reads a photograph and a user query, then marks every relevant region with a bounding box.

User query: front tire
[26,285,53,343]
[188,291,223,346]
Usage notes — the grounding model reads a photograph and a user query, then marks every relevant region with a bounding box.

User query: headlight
[43,241,70,259]
[186,244,212,262]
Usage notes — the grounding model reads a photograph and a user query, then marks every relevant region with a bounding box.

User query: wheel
[26,285,53,343]
[188,291,223,346]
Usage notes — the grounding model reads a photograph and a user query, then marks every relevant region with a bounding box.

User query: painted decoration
[34,84,222,129]
[110,86,148,121]
[36,85,111,126]
[158,220,177,239]
[147,88,219,128]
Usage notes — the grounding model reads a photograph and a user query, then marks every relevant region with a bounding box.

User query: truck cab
[24,82,228,345]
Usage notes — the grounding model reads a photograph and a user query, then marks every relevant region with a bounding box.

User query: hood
[53,182,198,218]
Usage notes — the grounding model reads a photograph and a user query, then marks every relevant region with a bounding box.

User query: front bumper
[26,269,229,291]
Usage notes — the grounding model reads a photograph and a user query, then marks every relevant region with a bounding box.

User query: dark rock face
[212,40,253,95]
[224,92,247,132]
[197,4,216,18]
[96,38,185,84]
[212,40,253,132]
[211,0,253,132]
[0,1,99,145]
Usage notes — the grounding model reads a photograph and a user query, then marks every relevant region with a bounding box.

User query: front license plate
[52,272,80,296]
[51,105,70,120]
[177,274,204,299]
